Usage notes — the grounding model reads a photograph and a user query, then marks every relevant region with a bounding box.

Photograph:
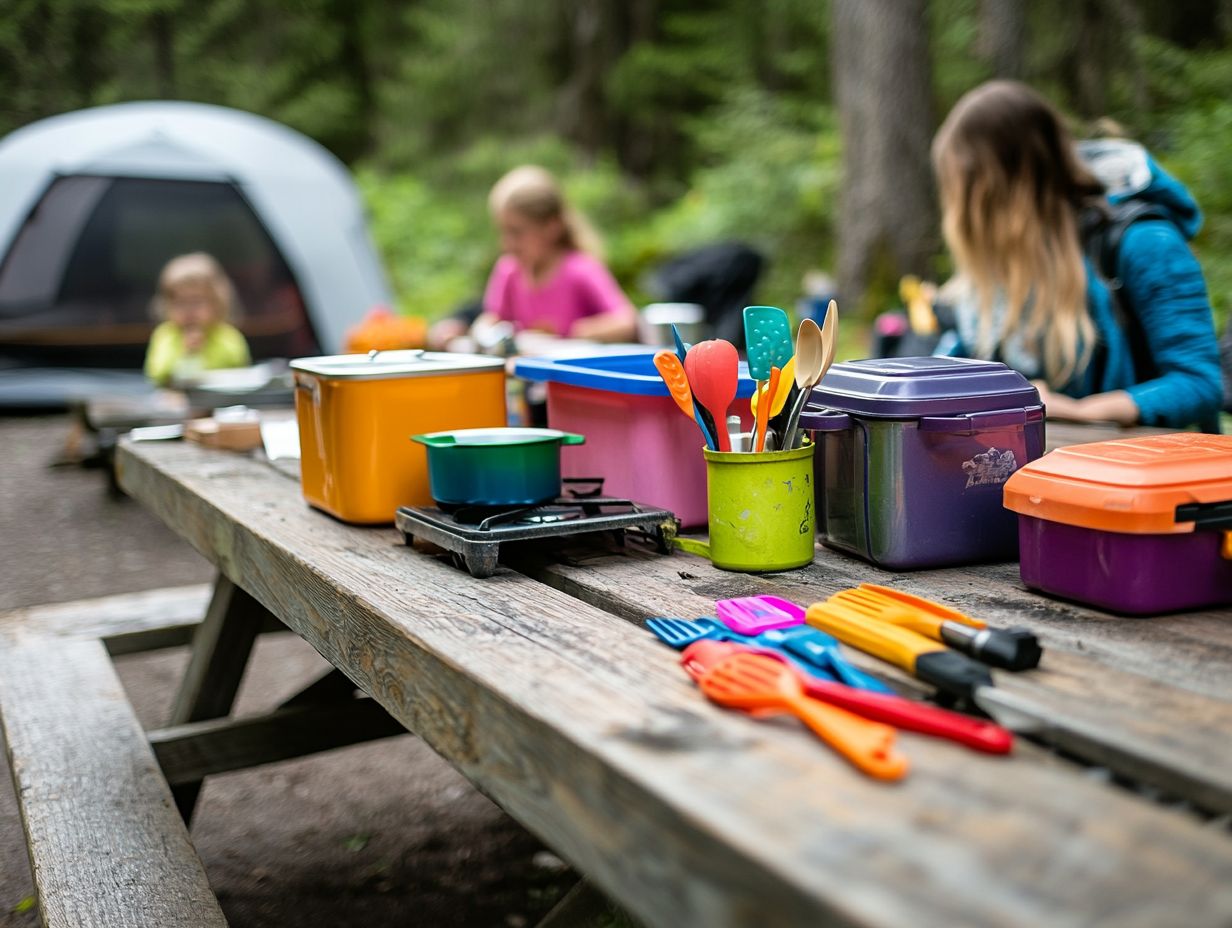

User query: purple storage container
[1004,432,1232,615]
[1016,517,1232,615]
[799,357,1044,570]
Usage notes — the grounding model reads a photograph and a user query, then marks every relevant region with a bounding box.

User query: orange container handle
[1223,531,1232,560]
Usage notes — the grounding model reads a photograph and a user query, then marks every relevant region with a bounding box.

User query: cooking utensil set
[653,303,838,453]
[648,586,1039,780]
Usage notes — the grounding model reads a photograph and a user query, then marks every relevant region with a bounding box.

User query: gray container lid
[804,356,1040,418]
[291,350,504,380]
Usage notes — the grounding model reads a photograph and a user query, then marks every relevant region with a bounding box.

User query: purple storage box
[799,357,1044,570]
[1016,517,1232,615]
[1004,433,1232,615]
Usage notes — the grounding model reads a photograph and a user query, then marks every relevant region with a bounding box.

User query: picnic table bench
[3,420,1231,926]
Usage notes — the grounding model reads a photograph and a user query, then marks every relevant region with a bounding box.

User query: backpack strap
[1081,200,1170,382]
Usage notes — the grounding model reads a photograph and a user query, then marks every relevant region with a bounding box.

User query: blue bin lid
[514,350,757,398]
[803,356,1040,418]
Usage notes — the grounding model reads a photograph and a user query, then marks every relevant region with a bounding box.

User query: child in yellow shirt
[144,253,251,385]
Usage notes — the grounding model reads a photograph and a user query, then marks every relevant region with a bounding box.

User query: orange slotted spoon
[699,651,909,781]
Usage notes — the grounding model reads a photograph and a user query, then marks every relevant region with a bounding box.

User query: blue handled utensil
[672,324,720,448]
[646,616,835,681]
[760,626,896,695]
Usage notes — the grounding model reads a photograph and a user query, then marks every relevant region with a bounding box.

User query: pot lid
[413,428,585,447]
[806,357,1040,417]
[291,350,504,380]
[1003,433,1232,534]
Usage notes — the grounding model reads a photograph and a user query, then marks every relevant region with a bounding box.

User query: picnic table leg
[168,572,269,823]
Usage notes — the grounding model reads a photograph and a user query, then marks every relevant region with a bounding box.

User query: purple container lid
[802,357,1040,419]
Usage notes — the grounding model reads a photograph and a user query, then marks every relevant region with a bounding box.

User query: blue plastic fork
[646,616,834,681]
[758,626,895,695]
[646,615,894,694]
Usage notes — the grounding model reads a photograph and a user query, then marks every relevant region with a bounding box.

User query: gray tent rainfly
[0,101,392,405]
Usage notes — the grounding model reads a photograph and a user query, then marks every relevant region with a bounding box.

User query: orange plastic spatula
[698,651,909,780]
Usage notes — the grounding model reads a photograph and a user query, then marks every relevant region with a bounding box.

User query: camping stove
[395,480,677,578]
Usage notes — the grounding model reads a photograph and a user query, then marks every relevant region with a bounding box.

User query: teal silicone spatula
[743,306,794,450]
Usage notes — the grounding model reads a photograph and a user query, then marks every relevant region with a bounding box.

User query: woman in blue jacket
[932,80,1222,431]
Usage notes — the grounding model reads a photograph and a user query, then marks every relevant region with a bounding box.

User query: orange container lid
[1003,433,1232,534]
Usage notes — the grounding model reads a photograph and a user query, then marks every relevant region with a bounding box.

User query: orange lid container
[1003,433,1232,534]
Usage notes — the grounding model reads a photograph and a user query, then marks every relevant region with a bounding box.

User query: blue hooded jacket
[945,141,1223,432]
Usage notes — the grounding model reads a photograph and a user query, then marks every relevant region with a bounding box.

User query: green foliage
[1,0,1229,337]
[360,88,840,321]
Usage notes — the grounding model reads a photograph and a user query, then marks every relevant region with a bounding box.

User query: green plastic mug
[702,442,816,572]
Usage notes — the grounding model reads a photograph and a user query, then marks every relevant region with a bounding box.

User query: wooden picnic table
[88,423,1232,925]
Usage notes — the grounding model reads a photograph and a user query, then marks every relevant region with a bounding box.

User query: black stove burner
[395,494,677,578]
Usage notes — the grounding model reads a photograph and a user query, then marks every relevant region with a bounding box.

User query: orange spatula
[698,651,909,780]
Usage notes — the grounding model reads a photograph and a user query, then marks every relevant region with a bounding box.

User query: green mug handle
[671,536,711,559]
[411,434,456,446]
[559,433,586,446]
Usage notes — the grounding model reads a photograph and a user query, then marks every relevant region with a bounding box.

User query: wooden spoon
[781,316,825,449]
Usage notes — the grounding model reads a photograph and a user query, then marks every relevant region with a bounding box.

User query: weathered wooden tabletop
[117,430,1232,928]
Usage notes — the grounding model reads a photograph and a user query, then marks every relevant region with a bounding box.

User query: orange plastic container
[1004,433,1232,614]
[291,351,506,524]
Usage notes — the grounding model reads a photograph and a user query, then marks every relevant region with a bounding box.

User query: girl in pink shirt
[472,166,638,342]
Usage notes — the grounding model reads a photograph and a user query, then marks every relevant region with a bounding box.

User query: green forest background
[3,0,1230,334]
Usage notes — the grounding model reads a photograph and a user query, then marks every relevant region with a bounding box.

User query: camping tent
[0,101,392,404]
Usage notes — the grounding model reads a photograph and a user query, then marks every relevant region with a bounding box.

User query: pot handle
[559,433,586,446]
[411,434,456,446]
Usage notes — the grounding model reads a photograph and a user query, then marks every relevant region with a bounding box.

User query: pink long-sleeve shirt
[483,252,629,337]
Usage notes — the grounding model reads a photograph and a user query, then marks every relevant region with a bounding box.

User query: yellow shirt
[143,321,252,385]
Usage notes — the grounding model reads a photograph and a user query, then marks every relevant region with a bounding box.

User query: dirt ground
[0,415,577,927]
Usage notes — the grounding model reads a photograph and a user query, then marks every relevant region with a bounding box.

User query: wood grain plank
[168,575,265,821]
[0,584,211,654]
[522,543,1232,812]
[1044,421,1175,450]
[0,637,226,928]
[117,441,1232,928]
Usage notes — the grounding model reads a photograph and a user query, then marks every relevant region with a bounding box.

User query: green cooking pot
[411,428,586,507]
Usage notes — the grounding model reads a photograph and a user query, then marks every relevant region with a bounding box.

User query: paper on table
[259,416,301,461]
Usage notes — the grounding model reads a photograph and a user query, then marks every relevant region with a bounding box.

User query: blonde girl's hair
[932,81,1105,386]
[489,165,604,258]
[154,252,238,323]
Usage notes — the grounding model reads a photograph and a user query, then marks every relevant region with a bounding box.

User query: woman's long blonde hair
[932,81,1105,385]
[489,165,603,258]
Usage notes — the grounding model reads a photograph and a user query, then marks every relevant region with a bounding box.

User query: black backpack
[1080,200,1169,384]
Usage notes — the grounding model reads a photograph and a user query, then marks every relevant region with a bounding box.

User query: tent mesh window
[0,176,319,368]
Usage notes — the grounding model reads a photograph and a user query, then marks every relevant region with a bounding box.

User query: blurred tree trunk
[831,0,937,317]
[331,0,376,160]
[1063,0,1144,118]
[978,0,1026,79]
[557,0,616,165]
[556,0,663,178]
[612,0,659,180]
[151,10,176,98]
